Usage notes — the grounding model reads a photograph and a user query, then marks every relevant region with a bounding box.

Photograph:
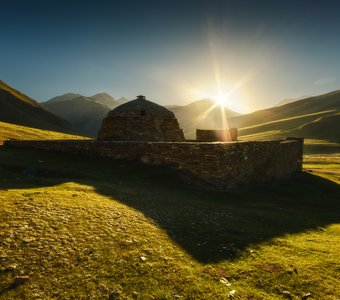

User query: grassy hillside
[231,90,340,129]
[0,80,41,108]
[0,147,339,299]
[233,90,340,142]
[292,113,340,140]
[0,80,73,133]
[0,121,89,145]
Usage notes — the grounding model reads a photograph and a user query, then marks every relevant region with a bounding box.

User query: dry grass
[0,147,339,299]
[0,121,89,145]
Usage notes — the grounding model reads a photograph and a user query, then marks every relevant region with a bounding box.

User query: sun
[211,92,244,113]
[212,94,227,107]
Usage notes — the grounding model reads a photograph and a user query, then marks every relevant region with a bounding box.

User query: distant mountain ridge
[45,93,82,104]
[0,80,73,133]
[43,96,111,137]
[42,92,128,136]
[42,95,241,138]
[35,88,340,142]
[43,93,128,108]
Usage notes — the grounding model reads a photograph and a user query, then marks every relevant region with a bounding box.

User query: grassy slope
[0,121,89,145]
[231,90,340,129]
[233,90,340,143]
[0,147,339,299]
[292,113,340,140]
[0,80,73,133]
[0,80,41,108]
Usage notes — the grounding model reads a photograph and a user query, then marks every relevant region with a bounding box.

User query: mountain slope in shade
[291,113,340,141]
[42,93,129,136]
[0,80,73,133]
[169,99,241,139]
[43,96,111,137]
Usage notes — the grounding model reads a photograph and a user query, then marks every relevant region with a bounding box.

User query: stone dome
[97,95,185,142]
[108,96,175,118]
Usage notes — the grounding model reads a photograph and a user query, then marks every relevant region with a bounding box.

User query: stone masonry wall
[98,116,185,142]
[4,138,303,189]
[196,128,238,142]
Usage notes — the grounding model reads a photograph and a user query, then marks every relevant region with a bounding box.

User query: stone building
[97,95,185,142]
[3,94,304,189]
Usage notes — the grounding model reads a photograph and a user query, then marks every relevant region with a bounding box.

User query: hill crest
[0,80,73,133]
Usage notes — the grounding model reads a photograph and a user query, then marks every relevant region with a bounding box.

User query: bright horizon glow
[210,89,249,113]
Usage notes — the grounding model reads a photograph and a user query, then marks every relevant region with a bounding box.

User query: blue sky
[1,0,340,112]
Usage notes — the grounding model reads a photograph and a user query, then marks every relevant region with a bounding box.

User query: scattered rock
[282,291,293,299]
[22,237,36,243]
[140,256,147,262]
[220,277,231,286]
[3,265,17,273]
[228,290,236,298]
[302,293,312,299]
[13,276,30,287]
[108,290,120,299]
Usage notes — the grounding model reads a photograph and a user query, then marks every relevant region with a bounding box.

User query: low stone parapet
[3,138,303,189]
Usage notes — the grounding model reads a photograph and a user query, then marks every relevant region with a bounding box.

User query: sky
[1,0,340,113]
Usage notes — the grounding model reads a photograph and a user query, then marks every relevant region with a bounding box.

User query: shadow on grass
[1,146,339,263]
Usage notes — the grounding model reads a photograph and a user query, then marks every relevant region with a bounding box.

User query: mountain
[291,113,340,141]
[44,93,82,104]
[169,99,241,139]
[275,95,309,106]
[117,97,129,105]
[91,93,118,109]
[43,96,111,137]
[232,90,340,141]
[40,89,340,142]
[0,80,73,133]
[42,93,129,136]
[44,93,128,109]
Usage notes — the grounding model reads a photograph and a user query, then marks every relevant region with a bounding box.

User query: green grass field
[0,146,339,299]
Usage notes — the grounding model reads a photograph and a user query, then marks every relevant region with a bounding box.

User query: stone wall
[196,128,238,142]
[4,138,304,189]
[97,116,185,142]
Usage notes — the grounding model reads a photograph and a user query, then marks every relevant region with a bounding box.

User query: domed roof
[107,95,175,118]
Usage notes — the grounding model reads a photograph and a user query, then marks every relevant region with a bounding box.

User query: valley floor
[0,147,339,299]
